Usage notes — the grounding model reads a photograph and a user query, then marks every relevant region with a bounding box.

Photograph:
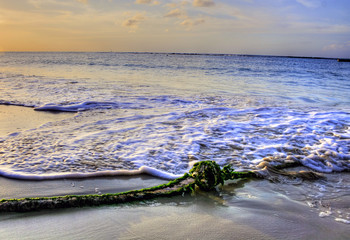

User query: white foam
[35,101,119,112]
[0,165,183,180]
[319,211,332,218]
[334,218,350,224]
[1,107,349,178]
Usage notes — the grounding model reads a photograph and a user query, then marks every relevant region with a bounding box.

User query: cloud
[76,0,88,4]
[323,41,350,51]
[135,0,160,5]
[193,0,215,7]
[135,0,151,4]
[296,0,321,8]
[164,9,184,18]
[166,1,189,8]
[286,22,350,34]
[122,13,146,30]
[25,0,88,15]
[181,18,205,29]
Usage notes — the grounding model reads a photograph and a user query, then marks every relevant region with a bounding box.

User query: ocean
[0,52,349,221]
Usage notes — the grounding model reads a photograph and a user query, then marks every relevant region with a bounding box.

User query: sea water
[0,52,349,219]
[1,52,349,177]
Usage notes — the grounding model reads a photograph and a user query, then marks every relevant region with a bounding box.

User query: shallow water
[0,53,349,177]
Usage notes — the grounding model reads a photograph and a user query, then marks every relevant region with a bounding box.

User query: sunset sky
[0,0,349,57]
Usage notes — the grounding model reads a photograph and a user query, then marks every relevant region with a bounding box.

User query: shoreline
[0,175,168,200]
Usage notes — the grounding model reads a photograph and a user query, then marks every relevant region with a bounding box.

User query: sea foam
[35,101,120,112]
[0,106,349,180]
[0,166,182,180]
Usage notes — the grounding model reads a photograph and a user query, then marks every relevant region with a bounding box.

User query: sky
[0,0,349,58]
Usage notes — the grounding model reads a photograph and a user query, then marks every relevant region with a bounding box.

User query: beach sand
[1,179,349,239]
[0,105,73,136]
[0,105,349,239]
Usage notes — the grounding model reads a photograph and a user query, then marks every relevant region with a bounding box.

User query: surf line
[0,161,322,212]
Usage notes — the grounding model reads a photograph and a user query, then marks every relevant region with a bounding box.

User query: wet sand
[0,179,349,239]
[0,105,349,239]
[0,174,168,199]
[0,105,73,136]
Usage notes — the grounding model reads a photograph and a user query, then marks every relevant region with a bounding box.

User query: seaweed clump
[189,161,258,191]
[190,161,224,191]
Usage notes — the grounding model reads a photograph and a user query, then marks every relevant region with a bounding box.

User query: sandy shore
[1,179,349,239]
[0,105,73,136]
[0,105,349,239]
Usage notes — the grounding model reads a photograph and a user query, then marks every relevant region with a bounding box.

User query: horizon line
[0,51,339,60]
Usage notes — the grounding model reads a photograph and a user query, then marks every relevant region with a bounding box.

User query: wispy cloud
[164,8,184,18]
[122,13,146,31]
[163,1,208,30]
[181,18,205,30]
[286,21,350,34]
[323,41,350,51]
[76,0,88,4]
[296,0,321,8]
[193,0,215,7]
[135,0,160,5]
[166,1,189,8]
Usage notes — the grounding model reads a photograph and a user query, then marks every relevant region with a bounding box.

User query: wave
[0,100,35,108]
[4,96,194,113]
[34,101,120,112]
[0,101,123,112]
[0,166,183,181]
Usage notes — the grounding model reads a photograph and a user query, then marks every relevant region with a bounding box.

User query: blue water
[0,52,349,180]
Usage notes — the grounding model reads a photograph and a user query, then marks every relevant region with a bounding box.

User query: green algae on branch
[0,173,195,212]
[0,161,258,212]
